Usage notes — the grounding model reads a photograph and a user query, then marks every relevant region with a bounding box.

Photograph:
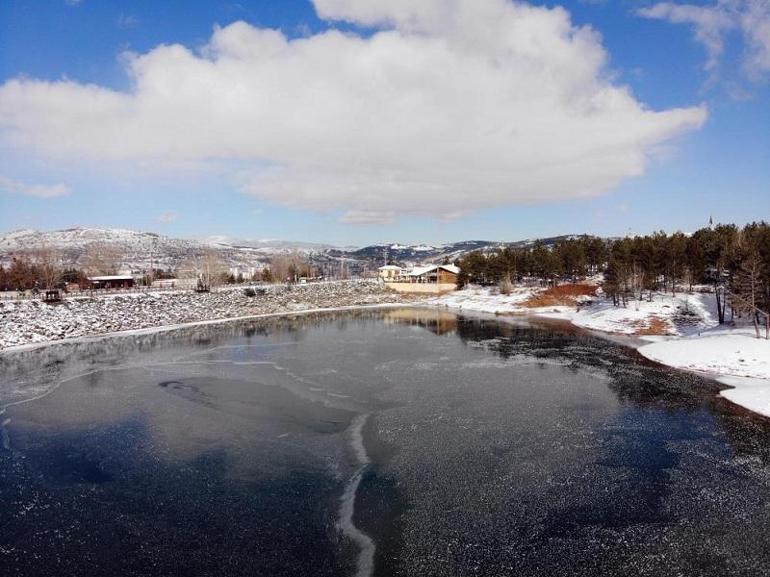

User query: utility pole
[147,237,157,287]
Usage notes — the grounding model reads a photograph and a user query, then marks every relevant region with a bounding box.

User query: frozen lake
[2,308,770,576]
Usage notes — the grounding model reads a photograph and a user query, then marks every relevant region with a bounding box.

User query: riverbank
[3,281,768,419]
[0,281,418,350]
[431,285,770,418]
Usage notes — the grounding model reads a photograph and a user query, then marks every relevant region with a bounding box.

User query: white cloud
[157,211,178,223]
[741,0,770,77]
[340,210,396,225]
[0,175,72,198]
[0,0,706,223]
[117,13,139,29]
[65,0,82,6]
[639,0,770,79]
[638,2,734,73]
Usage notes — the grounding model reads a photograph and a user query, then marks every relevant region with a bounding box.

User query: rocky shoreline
[0,281,417,350]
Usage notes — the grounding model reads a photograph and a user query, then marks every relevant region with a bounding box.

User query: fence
[0,284,192,302]
[0,278,378,302]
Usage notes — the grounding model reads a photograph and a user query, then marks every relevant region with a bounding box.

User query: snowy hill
[201,235,340,255]
[330,236,592,265]
[0,228,270,272]
[0,228,597,273]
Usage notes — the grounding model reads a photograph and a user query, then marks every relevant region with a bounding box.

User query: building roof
[88,275,134,281]
[408,264,460,276]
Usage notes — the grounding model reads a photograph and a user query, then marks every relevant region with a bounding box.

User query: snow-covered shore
[0,281,416,350]
[3,281,768,419]
[638,329,770,418]
[432,285,770,418]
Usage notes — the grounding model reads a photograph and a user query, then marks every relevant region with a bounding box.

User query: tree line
[456,223,770,333]
[0,246,318,292]
[0,257,85,292]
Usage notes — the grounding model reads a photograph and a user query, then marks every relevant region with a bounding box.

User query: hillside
[0,228,594,274]
[0,228,270,272]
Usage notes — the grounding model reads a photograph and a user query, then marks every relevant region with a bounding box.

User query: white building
[378,265,404,281]
[379,264,460,294]
[229,266,259,279]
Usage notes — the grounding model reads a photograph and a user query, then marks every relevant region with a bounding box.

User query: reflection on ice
[2,308,770,577]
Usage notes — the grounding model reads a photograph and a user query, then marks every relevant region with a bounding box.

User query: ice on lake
[1,309,770,577]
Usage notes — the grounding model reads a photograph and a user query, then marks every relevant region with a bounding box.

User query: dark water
[1,309,770,577]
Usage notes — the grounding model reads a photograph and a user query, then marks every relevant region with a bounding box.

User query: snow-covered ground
[639,328,770,379]
[432,285,715,335]
[638,328,770,418]
[432,285,770,418]
[432,285,536,314]
[0,281,415,350]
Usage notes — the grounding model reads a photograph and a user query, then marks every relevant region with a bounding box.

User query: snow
[408,264,460,276]
[0,227,286,271]
[0,281,417,350]
[639,331,770,380]
[549,292,715,336]
[88,275,134,281]
[638,330,770,418]
[432,285,770,419]
[432,285,716,336]
[4,275,768,419]
[431,286,534,313]
[715,376,770,420]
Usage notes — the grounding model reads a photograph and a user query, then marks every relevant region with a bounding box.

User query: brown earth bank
[630,315,675,336]
[522,283,599,308]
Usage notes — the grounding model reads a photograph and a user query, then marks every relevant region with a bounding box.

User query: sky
[0,0,768,246]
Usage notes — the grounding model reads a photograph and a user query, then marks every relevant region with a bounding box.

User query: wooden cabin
[382,264,459,294]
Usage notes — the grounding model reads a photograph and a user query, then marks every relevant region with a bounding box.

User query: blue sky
[0,0,767,245]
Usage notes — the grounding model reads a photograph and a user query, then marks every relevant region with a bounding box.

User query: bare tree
[29,245,62,289]
[731,250,769,339]
[270,251,312,283]
[186,249,228,290]
[81,243,122,276]
[176,256,201,281]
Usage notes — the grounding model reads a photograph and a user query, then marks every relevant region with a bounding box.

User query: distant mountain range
[0,227,591,273]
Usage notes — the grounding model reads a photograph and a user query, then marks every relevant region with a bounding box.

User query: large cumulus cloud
[0,0,707,223]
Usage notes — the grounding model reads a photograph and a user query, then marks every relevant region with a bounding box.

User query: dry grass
[523,283,597,308]
[630,315,673,336]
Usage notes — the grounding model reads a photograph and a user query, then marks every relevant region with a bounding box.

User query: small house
[382,264,459,294]
[408,264,460,285]
[378,265,404,281]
